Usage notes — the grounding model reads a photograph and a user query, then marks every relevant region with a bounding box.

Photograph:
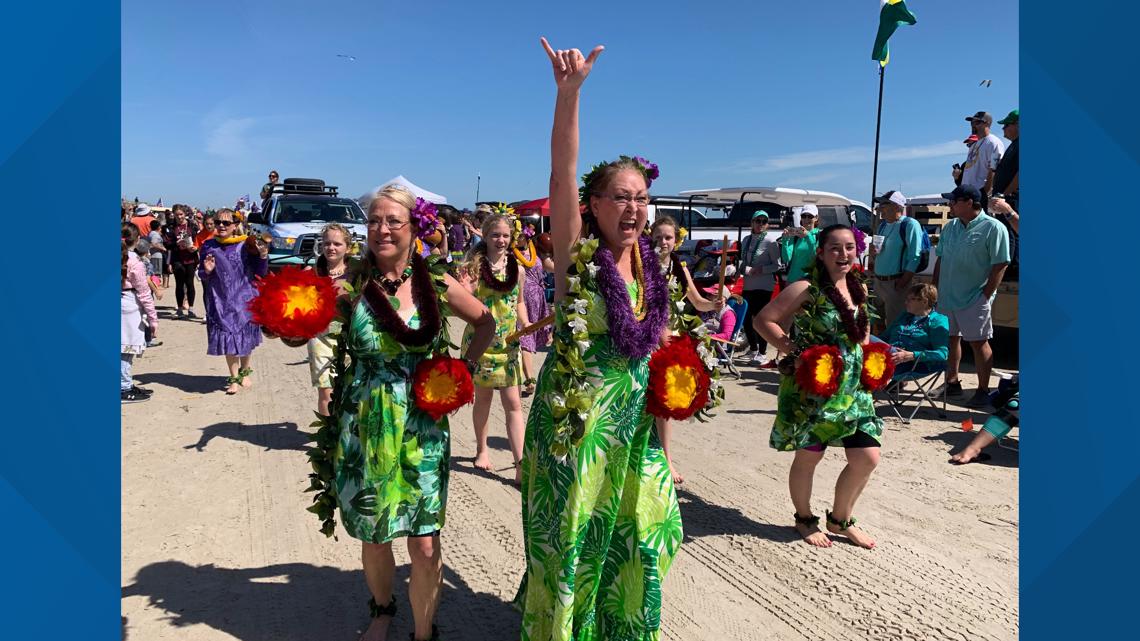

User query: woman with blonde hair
[459,211,528,484]
[316,184,494,641]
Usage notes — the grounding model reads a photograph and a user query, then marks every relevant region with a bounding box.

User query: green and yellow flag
[872,0,917,66]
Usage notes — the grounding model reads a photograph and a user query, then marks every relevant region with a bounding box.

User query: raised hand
[202,253,216,274]
[540,37,604,91]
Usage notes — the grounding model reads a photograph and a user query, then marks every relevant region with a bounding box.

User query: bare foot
[359,615,391,641]
[794,521,832,548]
[950,446,984,464]
[241,375,254,389]
[827,520,876,549]
[473,451,493,472]
[668,461,684,485]
[225,382,241,395]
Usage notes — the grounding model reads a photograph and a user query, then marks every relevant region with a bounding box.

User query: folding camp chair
[880,364,947,423]
[708,297,748,379]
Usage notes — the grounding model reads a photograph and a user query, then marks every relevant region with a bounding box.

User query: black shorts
[804,429,880,452]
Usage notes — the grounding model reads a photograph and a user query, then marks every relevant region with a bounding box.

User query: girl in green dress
[319,185,495,641]
[515,38,680,641]
[754,225,883,550]
[460,213,529,484]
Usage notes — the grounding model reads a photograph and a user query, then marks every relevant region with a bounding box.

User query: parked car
[247,178,367,268]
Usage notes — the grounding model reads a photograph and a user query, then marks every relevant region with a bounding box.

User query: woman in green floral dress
[461,213,529,484]
[313,185,494,641]
[754,225,883,550]
[514,38,682,641]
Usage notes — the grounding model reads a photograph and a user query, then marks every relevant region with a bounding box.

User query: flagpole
[870,63,885,231]
[475,172,481,206]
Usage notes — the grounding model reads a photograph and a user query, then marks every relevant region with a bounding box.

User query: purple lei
[592,235,670,360]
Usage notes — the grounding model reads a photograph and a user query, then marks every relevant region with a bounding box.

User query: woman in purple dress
[515,226,552,395]
[198,207,269,395]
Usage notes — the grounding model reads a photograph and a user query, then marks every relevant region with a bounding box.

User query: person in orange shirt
[194,212,216,247]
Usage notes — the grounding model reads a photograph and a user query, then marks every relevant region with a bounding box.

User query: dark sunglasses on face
[216,220,236,227]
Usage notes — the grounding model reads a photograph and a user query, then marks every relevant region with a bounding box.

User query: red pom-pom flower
[413,356,475,421]
[248,266,338,341]
[796,345,843,398]
[860,341,896,391]
[646,335,711,420]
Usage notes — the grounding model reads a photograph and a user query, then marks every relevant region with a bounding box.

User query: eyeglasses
[269,174,278,179]
[215,219,236,227]
[366,217,411,231]
[597,193,650,208]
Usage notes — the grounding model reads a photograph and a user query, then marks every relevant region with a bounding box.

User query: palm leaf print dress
[518,277,682,641]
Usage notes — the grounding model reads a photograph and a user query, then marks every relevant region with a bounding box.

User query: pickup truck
[247,178,367,268]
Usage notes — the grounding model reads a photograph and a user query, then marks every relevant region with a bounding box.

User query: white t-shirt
[961,133,1005,190]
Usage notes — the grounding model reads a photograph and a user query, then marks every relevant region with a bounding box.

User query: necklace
[479,253,519,292]
[592,235,670,360]
[362,253,442,347]
[631,241,647,320]
[513,242,538,268]
[820,271,869,344]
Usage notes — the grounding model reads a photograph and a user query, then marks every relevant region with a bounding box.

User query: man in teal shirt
[779,205,819,282]
[871,190,924,327]
[933,185,1010,407]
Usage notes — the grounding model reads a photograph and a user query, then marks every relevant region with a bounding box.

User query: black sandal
[368,595,397,619]
[409,624,440,640]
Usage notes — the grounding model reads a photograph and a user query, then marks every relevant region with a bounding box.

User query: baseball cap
[963,134,979,144]
[135,204,151,216]
[798,204,818,217]
[941,185,982,204]
[997,109,1019,125]
[751,211,769,221]
[873,190,908,207]
[965,111,993,126]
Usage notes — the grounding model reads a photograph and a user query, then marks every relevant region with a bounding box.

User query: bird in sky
[979,79,992,87]
[336,54,356,61]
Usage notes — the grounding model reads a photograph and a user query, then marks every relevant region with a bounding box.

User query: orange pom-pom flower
[248,266,337,341]
[413,356,475,421]
[646,335,711,421]
[860,341,896,391]
[796,345,843,398]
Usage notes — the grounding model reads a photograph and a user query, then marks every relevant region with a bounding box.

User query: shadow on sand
[184,421,310,452]
[121,560,520,641]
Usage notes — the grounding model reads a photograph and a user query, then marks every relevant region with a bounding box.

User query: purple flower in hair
[410,197,440,240]
[852,227,867,255]
[632,156,659,187]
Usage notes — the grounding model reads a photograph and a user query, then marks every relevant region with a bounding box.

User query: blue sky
[122,0,1018,209]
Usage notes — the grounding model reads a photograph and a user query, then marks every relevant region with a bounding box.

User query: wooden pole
[717,234,729,292]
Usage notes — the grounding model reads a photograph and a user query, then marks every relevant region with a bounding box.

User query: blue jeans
[121,354,134,391]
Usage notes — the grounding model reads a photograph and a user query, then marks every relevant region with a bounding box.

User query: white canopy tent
[358,175,448,210]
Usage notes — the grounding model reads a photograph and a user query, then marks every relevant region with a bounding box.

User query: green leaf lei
[304,254,457,538]
[791,262,879,353]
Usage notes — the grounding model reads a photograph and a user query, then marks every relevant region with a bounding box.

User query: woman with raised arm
[315,185,495,641]
[516,38,682,641]
[754,225,884,550]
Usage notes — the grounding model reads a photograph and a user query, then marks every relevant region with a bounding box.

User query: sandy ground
[122,296,1018,641]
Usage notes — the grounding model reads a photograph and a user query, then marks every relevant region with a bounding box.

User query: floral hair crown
[410,197,441,240]
[487,203,522,238]
[579,155,660,203]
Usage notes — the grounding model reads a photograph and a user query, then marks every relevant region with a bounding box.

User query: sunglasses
[215,219,236,227]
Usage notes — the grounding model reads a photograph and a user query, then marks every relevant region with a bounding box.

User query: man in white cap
[870,190,924,326]
[778,204,818,283]
[130,204,156,238]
